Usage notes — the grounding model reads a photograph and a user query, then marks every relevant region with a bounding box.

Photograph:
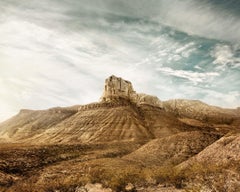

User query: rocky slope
[123,131,221,166]
[163,99,239,125]
[171,132,240,191]
[0,75,240,192]
[0,99,196,144]
[1,75,239,144]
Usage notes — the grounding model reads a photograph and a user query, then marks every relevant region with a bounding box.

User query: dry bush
[6,172,92,192]
[177,163,240,192]
[141,165,186,189]
[87,163,141,191]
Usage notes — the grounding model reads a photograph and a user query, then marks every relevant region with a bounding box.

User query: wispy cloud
[0,0,239,122]
[76,0,240,42]
[211,44,240,70]
[0,2,155,121]
[155,0,240,42]
[156,67,219,85]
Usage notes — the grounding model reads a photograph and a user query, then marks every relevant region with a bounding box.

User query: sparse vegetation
[0,142,144,191]
[0,86,239,191]
[0,141,240,192]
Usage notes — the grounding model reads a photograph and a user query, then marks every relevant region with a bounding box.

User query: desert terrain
[0,76,239,192]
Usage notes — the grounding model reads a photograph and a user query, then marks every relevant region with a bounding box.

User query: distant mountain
[0,75,240,192]
[0,75,239,143]
[163,99,239,124]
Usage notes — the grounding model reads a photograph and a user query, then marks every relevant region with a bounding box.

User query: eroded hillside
[0,75,239,192]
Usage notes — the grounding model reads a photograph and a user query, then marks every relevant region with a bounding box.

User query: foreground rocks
[75,183,112,192]
[74,183,183,192]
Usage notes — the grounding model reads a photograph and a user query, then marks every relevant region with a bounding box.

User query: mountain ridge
[0,75,239,143]
[0,75,240,191]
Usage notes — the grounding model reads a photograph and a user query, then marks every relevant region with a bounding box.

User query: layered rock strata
[101,75,163,108]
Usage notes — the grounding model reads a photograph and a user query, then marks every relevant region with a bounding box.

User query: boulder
[125,183,136,191]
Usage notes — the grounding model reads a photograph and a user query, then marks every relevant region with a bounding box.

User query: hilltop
[0,75,239,192]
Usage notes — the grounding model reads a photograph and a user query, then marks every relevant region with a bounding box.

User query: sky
[0,0,240,122]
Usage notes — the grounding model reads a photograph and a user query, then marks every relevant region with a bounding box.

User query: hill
[1,75,239,144]
[0,75,239,192]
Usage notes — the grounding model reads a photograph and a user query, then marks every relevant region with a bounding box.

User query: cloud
[202,90,240,109]
[0,5,156,121]
[8,0,239,42]
[0,0,239,122]
[151,38,197,64]
[153,0,240,42]
[87,0,240,42]
[156,67,219,85]
[211,44,240,70]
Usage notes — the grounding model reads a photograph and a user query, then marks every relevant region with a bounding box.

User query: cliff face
[101,75,163,108]
[101,75,135,101]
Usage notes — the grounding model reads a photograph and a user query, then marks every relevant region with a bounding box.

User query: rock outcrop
[101,75,136,101]
[101,75,163,108]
